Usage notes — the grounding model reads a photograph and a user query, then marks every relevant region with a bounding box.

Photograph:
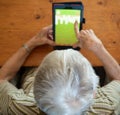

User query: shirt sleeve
[100,80,120,114]
[86,80,120,114]
[0,80,41,115]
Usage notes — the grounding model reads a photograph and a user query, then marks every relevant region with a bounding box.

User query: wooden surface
[0,0,120,66]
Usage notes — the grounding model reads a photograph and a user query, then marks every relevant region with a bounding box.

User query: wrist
[22,44,31,53]
[25,37,38,51]
[22,42,35,54]
[92,44,106,58]
[90,42,104,54]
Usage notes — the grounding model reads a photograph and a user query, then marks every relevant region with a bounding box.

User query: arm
[73,21,120,81]
[93,45,120,80]
[0,25,55,82]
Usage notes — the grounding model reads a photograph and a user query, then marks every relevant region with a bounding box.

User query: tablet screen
[55,9,81,45]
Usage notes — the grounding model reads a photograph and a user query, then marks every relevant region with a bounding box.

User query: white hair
[34,49,99,115]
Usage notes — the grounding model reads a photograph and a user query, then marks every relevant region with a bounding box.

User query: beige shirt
[87,81,120,115]
[0,69,120,115]
[0,68,45,115]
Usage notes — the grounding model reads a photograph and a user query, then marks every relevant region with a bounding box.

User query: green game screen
[55,9,81,45]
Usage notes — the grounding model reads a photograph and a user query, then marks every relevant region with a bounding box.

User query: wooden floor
[0,0,120,66]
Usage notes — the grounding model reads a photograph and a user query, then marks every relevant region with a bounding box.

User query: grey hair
[34,49,99,115]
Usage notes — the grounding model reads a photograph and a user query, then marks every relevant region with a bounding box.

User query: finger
[44,25,52,30]
[46,25,53,36]
[47,40,56,46]
[86,30,90,33]
[89,29,94,33]
[74,21,79,36]
[72,41,81,48]
[42,25,52,35]
[48,29,53,35]
[48,34,53,40]
[80,30,87,35]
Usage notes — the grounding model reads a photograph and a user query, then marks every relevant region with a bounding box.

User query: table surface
[0,0,120,66]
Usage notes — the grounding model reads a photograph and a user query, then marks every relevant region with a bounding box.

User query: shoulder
[0,80,39,114]
[0,80,13,93]
[99,80,120,100]
[86,80,120,114]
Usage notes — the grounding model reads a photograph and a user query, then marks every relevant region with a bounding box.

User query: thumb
[47,39,56,46]
[73,42,81,48]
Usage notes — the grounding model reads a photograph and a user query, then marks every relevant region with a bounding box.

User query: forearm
[93,45,120,80]
[0,25,55,82]
[73,26,120,80]
[0,40,35,81]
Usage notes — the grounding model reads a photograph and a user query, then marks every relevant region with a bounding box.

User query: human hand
[26,25,55,50]
[34,25,55,46]
[73,21,103,52]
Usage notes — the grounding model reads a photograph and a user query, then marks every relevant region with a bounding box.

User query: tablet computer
[52,2,85,50]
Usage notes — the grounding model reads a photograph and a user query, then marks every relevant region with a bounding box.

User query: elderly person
[34,22,120,115]
[0,22,120,114]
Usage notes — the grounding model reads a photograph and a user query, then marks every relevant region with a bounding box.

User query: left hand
[26,25,55,49]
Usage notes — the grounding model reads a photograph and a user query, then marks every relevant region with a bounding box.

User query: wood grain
[0,0,120,66]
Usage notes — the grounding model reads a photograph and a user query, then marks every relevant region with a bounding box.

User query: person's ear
[93,91,96,98]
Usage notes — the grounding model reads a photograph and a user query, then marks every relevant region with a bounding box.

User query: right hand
[73,21,103,52]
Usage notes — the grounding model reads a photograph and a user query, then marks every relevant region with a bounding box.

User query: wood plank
[0,0,120,66]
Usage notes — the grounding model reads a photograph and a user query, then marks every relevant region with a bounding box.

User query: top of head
[34,49,99,115]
